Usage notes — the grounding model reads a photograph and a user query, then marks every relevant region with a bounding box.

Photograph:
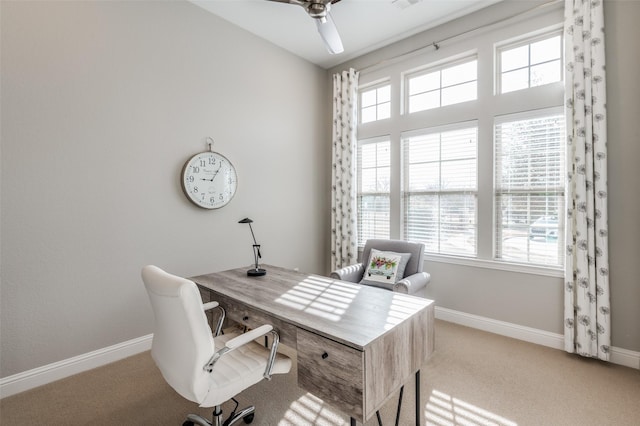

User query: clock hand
[208,164,223,182]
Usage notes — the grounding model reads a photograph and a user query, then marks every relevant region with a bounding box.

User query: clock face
[181,151,237,209]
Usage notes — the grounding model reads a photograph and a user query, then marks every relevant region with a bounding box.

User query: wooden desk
[191,265,434,425]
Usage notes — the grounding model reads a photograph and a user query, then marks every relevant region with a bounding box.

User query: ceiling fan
[266,0,344,54]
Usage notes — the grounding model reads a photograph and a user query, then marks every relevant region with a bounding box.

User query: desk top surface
[191,264,434,350]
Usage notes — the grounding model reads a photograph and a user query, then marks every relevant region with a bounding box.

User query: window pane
[442,81,477,106]
[442,159,476,190]
[409,90,440,113]
[531,35,561,64]
[441,128,477,160]
[408,163,440,191]
[361,106,376,123]
[404,194,439,252]
[376,143,391,167]
[530,60,561,87]
[377,102,391,120]
[361,90,376,107]
[360,143,377,168]
[439,194,477,256]
[501,68,529,93]
[407,134,440,162]
[410,71,440,95]
[501,45,529,72]
[358,195,390,245]
[442,60,477,87]
[377,86,391,103]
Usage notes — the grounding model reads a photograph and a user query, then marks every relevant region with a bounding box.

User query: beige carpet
[2,320,639,425]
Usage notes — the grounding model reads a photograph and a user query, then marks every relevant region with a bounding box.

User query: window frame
[495,28,564,95]
[403,55,478,115]
[359,81,392,124]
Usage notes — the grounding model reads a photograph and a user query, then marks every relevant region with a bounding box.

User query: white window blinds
[357,138,391,246]
[402,125,478,256]
[494,111,565,266]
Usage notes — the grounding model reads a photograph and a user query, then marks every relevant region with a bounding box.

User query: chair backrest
[362,239,425,276]
[141,265,214,404]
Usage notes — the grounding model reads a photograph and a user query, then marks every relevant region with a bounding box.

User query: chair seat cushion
[198,331,292,408]
[360,249,411,290]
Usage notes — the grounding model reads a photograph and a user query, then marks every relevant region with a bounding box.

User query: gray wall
[329,0,640,352]
[1,1,329,377]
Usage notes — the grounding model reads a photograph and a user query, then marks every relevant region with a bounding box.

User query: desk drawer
[204,289,297,346]
[297,328,364,420]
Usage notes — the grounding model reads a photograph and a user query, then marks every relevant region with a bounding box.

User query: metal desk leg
[415,370,421,426]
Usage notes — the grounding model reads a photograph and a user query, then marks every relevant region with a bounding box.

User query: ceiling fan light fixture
[307,2,328,19]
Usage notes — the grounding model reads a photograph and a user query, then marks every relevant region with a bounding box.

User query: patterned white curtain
[331,68,359,271]
[563,0,611,360]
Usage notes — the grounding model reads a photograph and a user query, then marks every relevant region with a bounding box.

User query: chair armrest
[202,301,219,311]
[225,324,273,349]
[204,324,281,380]
[330,263,364,282]
[202,302,225,337]
[393,271,431,295]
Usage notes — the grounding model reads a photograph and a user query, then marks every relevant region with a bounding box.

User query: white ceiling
[192,0,502,69]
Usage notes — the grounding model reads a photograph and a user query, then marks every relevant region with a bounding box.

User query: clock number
[193,186,198,193]
[187,176,194,183]
[192,166,200,173]
[199,159,206,167]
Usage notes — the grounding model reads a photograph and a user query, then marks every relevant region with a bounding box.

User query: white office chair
[141,265,292,426]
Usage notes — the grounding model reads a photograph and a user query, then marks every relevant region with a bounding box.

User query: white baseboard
[0,334,153,399]
[435,307,640,370]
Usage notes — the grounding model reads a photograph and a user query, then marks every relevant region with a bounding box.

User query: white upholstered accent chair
[331,239,430,296]
[141,265,291,426]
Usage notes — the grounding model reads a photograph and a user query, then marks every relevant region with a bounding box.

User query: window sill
[423,253,564,278]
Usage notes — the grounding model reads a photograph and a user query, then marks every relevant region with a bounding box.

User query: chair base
[184,404,255,426]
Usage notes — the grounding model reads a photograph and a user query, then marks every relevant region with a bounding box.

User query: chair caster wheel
[243,413,255,424]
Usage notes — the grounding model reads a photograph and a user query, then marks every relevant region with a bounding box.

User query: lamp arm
[247,223,258,246]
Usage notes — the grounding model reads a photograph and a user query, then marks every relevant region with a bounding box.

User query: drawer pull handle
[321,352,329,360]
[243,316,249,321]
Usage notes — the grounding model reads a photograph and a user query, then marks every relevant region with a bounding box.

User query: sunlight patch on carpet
[279,392,346,426]
[426,389,518,426]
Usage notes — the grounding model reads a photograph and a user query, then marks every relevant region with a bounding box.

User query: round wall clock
[181,150,237,209]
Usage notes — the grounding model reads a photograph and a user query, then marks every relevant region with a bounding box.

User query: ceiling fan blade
[315,12,343,54]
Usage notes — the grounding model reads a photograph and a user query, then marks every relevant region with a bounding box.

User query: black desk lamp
[238,218,266,276]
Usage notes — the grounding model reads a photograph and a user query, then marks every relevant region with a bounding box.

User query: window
[355,8,564,273]
[498,33,562,93]
[406,58,477,113]
[403,125,478,256]
[494,110,565,267]
[357,138,391,246]
[360,84,391,123]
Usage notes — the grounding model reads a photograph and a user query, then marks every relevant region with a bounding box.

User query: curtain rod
[358,0,562,74]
